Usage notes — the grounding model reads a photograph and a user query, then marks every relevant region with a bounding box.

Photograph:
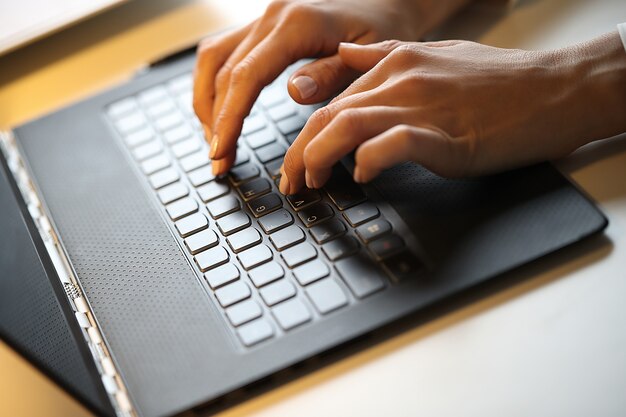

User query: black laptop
[0,48,607,417]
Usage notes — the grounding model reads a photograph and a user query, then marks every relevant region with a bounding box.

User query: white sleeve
[618,22,626,53]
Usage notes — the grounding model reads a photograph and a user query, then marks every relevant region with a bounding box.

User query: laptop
[0,45,607,417]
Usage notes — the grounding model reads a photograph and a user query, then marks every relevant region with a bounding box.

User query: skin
[193,0,471,175]
[281,32,626,192]
[194,0,626,194]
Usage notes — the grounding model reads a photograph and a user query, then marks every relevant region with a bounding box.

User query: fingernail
[305,170,315,189]
[339,42,361,49]
[291,75,318,100]
[353,166,363,183]
[202,123,212,141]
[211,159,222,176]
[209,134,219,159]
[279,172,290,195]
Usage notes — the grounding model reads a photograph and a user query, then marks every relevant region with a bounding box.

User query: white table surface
[0,1,624,416]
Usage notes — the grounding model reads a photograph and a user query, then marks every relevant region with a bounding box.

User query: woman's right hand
[193,0,428,175]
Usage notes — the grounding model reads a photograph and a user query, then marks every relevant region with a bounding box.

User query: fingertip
[289,74,318,102]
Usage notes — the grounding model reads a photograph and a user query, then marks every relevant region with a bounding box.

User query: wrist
[555,31,626,147]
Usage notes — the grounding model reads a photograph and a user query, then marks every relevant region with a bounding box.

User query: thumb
[288,54,359,104]
[338,40,404,73]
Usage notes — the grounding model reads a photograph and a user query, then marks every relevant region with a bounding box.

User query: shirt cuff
[618,22,626,53]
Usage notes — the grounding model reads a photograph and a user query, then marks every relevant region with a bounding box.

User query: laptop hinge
[0,130,138,417]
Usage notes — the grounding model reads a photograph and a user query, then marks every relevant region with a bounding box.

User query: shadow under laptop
[187,229,612,417]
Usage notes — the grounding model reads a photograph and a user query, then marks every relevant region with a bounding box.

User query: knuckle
[388,43,420,64]
[335,108,362,133]
[266,0,290,15]
[215,64,233,88]
[230,57,257,85]
[302,145,320,171]
[308,106,334,131]
[283,2,314,20]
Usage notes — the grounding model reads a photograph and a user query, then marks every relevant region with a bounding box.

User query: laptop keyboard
[105,70,422,347]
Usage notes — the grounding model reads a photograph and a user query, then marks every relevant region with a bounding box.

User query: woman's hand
[193,0,470,175]
[279,33,626,193]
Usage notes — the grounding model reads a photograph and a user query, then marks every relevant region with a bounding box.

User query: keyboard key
[335,255,385,298]
[184,229,219,255]
[281,242,317,268]
[309,218,346,244]
[177,91,194,116]
[124,126,154,147]
[107,98,138,119]
[238,178,271,201]
[269,225,305,251]
[226,299,262,327]
[215,280,251,308]
[175,212,208,237]
[141,153,170,175]
[258,86,286,108]
[321,235,359,261]
[272,298,311,330]
[245,127,276,149]
[257,209,293,234]
[265,158,283,179]
[204,263,239,289]
[324,165,367,210]
[297,203,334,227]
[306,278,348,314]
[207,195,240,219]
[188,165,215,187]
[343,202,380,227]
[138,86,168,105]
[238,244,273,270]
[241,113,266,135]
[368,235,405,261]
[171,136,202,159]
[166,197,198,220]
[167,74,193,94]
[227,228,262,253]
[149,167,179,189]
[197,181,230,202]
[163,124,193,144]
[233,150,250,166]
[286,188,321,211]
[260,279,296,306]
[194,246,229,272]
[237,318,273,346]
[276,115,305,135]
[292,259,330,286]
[115,112,147,134]
[248,260,284,287]
[285,131,299,145]
[157,182,188,204]
[180,151,210,172]
[356,218,392,243]
[267,101,297,121]
[133,140,163,160]
[381,252,423,283]
[154,112,184,131]
[247,193,282,218]
[229,163,260,185]
[145,100,176,119]
[216,211,250,236]
[255,143,286,163]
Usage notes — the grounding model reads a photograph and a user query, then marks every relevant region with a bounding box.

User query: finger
[193,24,253,140]
[210,152,236,177]
[211,23,329,162]
[280,87,385,194]
[287,54,360,104]
[338,40,404,73]
[211,19,273,128]
[303,106,413,188]
[354,125,459,182]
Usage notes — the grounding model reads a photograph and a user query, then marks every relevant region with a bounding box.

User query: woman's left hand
[279,36,626,194]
